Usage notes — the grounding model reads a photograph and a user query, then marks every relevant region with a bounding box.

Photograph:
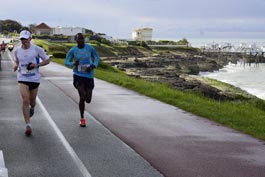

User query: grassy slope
[35,39,265,140]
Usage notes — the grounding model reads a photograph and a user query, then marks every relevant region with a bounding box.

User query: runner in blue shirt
[65,33,100,127]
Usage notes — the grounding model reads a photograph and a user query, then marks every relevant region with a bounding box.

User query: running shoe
[25,125,32,136]
[80,118,86,127]
[29,107,34,117]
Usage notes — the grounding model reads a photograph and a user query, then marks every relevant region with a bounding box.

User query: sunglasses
[20,38,28,40]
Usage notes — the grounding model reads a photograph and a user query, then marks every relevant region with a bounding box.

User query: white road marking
[0,151,8,177]
[37,97,92,177]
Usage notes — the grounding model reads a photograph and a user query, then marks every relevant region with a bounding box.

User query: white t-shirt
[15,44,49,83]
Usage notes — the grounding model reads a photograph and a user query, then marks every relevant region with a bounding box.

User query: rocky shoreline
[101,48,264,101]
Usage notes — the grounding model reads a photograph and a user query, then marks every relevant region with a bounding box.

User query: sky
[1,0,265,40]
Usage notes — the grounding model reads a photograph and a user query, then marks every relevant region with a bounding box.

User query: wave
[200,63,265,100]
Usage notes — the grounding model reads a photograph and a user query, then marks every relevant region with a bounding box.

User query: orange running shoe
[80,118,86,127]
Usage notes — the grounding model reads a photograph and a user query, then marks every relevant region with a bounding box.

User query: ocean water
[187,38,265,100]
[187,38,265,48]
[157,37,265,100]
[200,62,265,100]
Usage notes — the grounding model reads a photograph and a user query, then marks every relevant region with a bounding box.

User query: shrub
[52,52,66,58]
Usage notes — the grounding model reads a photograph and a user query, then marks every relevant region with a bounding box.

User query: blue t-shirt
[65,44,100,78]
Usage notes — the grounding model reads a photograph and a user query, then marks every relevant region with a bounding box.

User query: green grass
[50,58,65,65]
[95,66,265,140]
[37,39,265,140]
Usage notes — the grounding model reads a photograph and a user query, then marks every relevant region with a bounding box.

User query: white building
[97,33,114,41]
[52,26,86,36]
[132,28,153,41]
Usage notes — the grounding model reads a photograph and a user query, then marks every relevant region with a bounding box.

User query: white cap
[19,30,31,39]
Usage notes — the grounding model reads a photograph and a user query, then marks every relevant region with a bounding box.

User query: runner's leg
[77,85,86,118]
[19,84,30,124]
[85,88,93,103]
[29,87,38,117]
[29,87,38,108]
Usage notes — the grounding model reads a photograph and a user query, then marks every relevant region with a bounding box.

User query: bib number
[20,65,36,77]
[77,64,90,72]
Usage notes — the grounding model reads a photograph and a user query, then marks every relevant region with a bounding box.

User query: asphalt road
[1,44,265,177]
[0,50,162,177]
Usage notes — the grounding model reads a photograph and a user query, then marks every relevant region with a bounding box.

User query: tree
[28,24,37,33]
[0,19,22,33]
[177,38,189,45]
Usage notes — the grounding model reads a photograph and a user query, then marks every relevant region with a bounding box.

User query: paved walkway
[41,62,265,177]
[0,51,162,177]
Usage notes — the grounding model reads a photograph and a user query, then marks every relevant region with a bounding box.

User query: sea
[154,37,265,49]
[188,38,265,48]
[185,38,265,100]
[199,62,265,100]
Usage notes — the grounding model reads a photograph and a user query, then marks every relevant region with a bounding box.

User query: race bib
[20,64,36,77]
[77,64,90,72]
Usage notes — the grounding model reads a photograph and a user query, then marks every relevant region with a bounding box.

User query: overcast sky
[1,0,265,40]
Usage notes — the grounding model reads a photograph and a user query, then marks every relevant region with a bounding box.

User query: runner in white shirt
[13,29,50,136]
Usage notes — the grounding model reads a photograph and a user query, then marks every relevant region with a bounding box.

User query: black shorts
[73,75,94,90]
[18,81,40,90]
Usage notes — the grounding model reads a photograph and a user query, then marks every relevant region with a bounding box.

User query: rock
[101,50,263,101]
